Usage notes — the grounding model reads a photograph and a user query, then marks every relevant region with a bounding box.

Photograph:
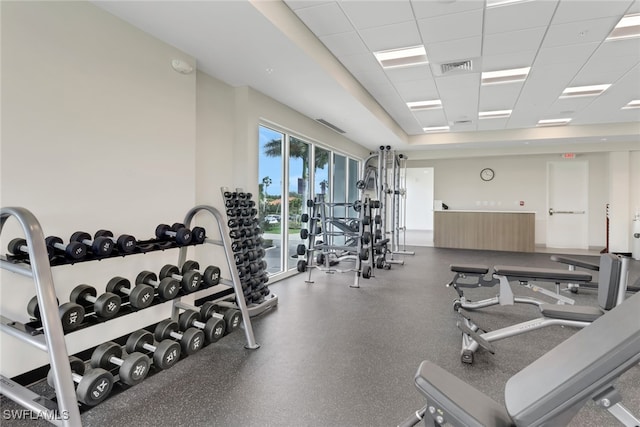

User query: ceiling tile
[417,8,483,44]
[350,67,390,87]
[394,79,439,101]
[534,42,600,67]
[384,63,433,83]
[411,0,484,20]
[485,0,558,35]
[482,50,537,71]
[436,73,481,123]
[426,36,481,64]
[358,20,421,52]
[320,31,369,57]
[294,2,353,37]
[337,52,380,74]
[483,26,547,56]
[542,16,621,48]
[338,0,414,30]
[551,0,634,24]
[479,83,523,111]
[413,109,448,126]
[477,117,509,131]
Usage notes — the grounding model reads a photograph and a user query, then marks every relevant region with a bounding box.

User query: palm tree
[262,138,330,183]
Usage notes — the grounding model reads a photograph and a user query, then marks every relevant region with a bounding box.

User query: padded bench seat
[450,264,489,275]
[549,255,599,271]
[493,265,592,283]
[415,360,515,427]
[539,304,604,322]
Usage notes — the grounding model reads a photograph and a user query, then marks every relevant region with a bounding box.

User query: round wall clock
[480,168,495,181]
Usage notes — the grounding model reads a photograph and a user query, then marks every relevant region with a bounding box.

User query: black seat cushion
[450,264,489,274]
[493,265,592,283]
[540,304,604,322]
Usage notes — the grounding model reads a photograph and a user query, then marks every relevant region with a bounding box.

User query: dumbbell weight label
[132,364,147,381]
[106,300,119,314]
[165,348,178,365]
[190,335,202,352]
[92,378,110,399]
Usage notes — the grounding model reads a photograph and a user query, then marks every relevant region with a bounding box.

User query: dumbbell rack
[0,204,265,426]
[0,206,82,426]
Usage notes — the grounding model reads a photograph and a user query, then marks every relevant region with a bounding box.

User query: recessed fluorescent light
[622,99,640,109]
[374,45,428,69]
[482,67,530,85]
[423,125,449,132]
[607,13,640,40]
[407,100,442,111]
[486,0,532,8]
[560,84,611,98]
[479,110,512,119]
[537,118,572,126]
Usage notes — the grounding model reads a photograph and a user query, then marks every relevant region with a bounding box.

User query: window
[258,124,360,278]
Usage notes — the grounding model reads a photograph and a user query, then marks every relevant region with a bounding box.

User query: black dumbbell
[125,330,181,370]
[155,223,192,245]
[158,264,202,293]
[91,341,150,386]
[181,260,221,287]
[70,285,121,319]
[171,223,206,244]
[135,271,179,301]
[204,302,242,334]
[69,231,113,257]
[45,236,87,260]
[8,238,54,259]
[47,356,113,406]
[105,277,154,310]
[178,310,225,344]
[94,230,137,254]
[27,296,84,332]
[154,319,205,356]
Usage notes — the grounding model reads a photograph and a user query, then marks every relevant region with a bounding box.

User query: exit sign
[562,153,576,159]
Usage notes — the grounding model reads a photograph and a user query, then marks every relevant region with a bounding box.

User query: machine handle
[549,208,585,216]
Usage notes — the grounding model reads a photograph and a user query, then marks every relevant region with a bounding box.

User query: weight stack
[223,189,270,306]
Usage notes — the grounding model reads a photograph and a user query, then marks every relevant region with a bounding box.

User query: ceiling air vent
[454,120,472,125]
[440,59,473,74]
[316,119,345,134]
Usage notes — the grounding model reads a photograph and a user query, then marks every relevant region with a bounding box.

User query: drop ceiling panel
[534,42,601,67]
[394,79,439,101]
[383,64,433,83]
[426,36,482,64]
[294,2,353,37]
[477,117,509,131]
[484,0,558,35]
[412,109,448,126]
[417,8,483,44]
[358,20,422,52]
[482,50,537,71]
[542,16,621,48]
[436,73,481,123]
[483,26,547,56]
[337,52,380,74]
[319,31,369,57]
[551,0,634,24]
[284,1,332,11]
[411,0,483,20]
[479,83,523,111]
[349,67,389,87]
[338,0,414,30]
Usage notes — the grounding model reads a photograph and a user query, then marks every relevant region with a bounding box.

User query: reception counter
[434,210,535,252]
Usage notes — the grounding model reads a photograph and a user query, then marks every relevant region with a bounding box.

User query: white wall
[0,1,197,376]
[409,153,610,248]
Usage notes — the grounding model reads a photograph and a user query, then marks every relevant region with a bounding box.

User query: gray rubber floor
[2,247,639,426]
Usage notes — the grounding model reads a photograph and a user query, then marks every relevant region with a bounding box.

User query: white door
[547,161,589,249]
[405,167,434,230]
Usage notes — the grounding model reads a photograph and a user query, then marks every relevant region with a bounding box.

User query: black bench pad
[450,264,489,274]
[493,265,592,283]
[550,255,599,271]
[540,304,604,322]
[415,360,515,427]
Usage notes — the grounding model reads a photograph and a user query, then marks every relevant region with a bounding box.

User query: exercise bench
[447,262,590,310]
[400,289,640,427]
[457,253,623,364]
